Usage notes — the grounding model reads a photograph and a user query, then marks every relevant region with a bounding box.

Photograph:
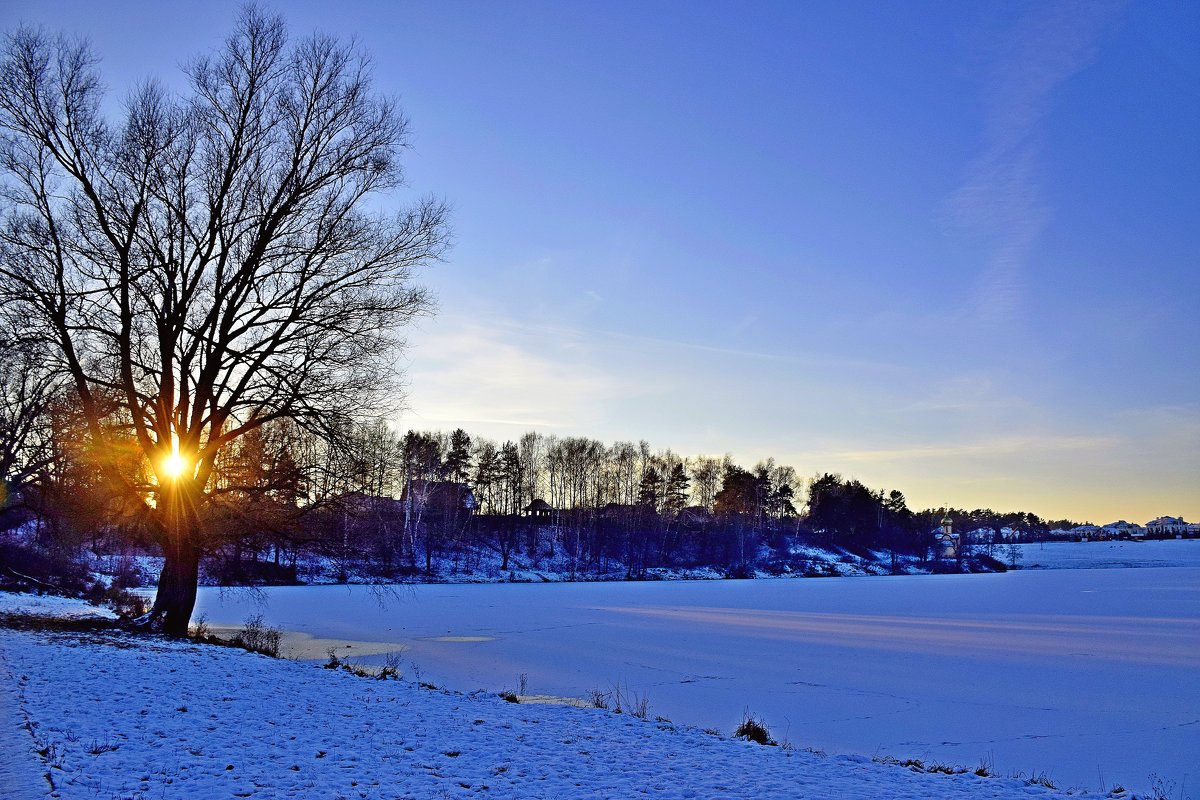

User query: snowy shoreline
[97,539,1200,595]
[0,590,1110,800]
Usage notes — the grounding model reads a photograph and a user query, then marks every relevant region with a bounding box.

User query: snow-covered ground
[187,569,1200,796]
[0,592,1092,800]
[1015,539,1200,570]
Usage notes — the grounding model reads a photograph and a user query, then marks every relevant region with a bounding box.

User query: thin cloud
[807,434,1118,465]
[897,371,1033,414]
[402,316,636,432]
[946,1,1123,322]
[460,313,910,375]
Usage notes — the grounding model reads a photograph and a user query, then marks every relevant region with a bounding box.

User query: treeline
[2,404,1071,583]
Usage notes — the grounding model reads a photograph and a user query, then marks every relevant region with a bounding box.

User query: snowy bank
[0,591,1096,800]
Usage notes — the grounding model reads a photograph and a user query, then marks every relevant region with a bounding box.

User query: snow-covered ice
[188,567,1200,795]
[0,592,1086,799]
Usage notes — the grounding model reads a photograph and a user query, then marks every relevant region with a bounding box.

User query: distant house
[401,479,476,521]
[336,491,405,518]
[1102,521,1146,540]
[1071,523,1102,541]
[599,502,641,520]
[677,506,713,527]
[523,499,553,519]
[1146,516,1188,537]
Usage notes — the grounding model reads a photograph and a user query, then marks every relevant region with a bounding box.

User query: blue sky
[5,1,1197,522]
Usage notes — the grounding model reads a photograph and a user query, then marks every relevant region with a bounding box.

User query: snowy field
[1015,539,1200,570]
[188,568,1200,796]
[0,593,1085,800]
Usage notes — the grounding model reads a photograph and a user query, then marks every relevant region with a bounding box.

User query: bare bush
[377,650,405,680]
[734,711,774,745]
[585,688,611,709]
[232,614,283,658]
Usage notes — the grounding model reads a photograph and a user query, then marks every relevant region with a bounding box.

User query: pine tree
[444,429,472,483]
[637,466,663,510]
[664,463,690,514]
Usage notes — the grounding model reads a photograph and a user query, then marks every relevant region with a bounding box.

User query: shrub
[85,736,119,755]
[1011,770,1057,790]
[100,584,148,618]
[376,650,405,680]
[734,712,774,745]
[629,690,650,720]
[725,562,755,579]
[973,553,1007,573]
[231,614,283,657]
[322,648,379,677]
[207,555,299,587]
[1146,774,1175,800]
[0,540,90,594]
[111,559,143,589]
[190,613,210,640]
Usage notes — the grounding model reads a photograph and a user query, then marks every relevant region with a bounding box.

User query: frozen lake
[193,567,1199,794]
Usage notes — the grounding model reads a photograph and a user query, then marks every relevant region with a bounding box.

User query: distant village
[946,515,1199,545]
[1050,516,1198,541]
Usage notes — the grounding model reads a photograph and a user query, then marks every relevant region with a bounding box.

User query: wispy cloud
[818,434,1118,465]
[441,311,910,375]
[946,1,1122,322]
[401,315,636,433]
[896,371,1032,414]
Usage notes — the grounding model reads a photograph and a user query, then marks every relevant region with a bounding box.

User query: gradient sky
[5,1,1198,523]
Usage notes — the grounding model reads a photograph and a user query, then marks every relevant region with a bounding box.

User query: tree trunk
[151,541,201,636]
[138,479,203,636]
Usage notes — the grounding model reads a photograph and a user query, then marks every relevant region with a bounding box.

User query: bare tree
[0,326,56,514]
[0,10,449,633]
[688,455,724,511]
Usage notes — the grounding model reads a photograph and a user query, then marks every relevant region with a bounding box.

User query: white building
[1146,516,1189,536]
[1102,520,1146,539]
[933,514,959,558]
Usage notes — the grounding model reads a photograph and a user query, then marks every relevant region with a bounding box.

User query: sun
[162,450,190,480]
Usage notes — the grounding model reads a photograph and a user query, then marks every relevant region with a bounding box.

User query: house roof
[401,480,476,509]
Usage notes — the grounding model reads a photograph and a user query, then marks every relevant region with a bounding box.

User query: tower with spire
[935,511,958,559]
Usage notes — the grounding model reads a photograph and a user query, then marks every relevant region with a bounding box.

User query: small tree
[0,10,449,633]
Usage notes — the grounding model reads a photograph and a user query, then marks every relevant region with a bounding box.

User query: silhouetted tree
[0,10,448,633]
[663,462,690,514]
[805,474,882,549]
[444,428,472,483]
[0,328,55,515]
[637,466,664,510]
